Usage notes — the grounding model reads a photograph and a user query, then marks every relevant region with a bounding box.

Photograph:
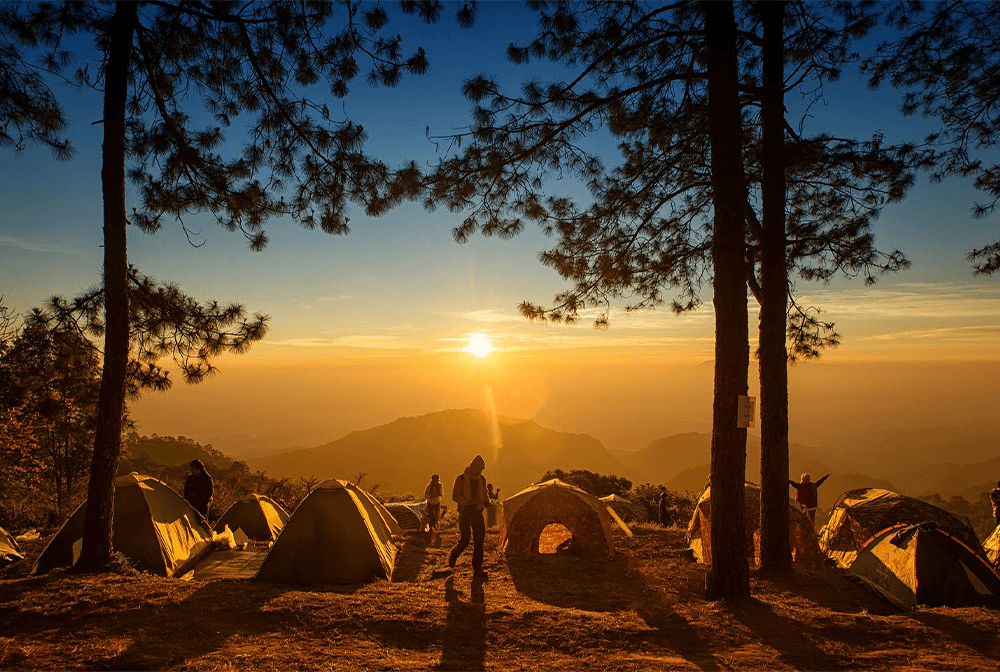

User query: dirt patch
[2,524,1000,670]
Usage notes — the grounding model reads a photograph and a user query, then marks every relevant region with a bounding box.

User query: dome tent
[499,479,629,557]
[214,494,290,542]
[850,523,1000,609]
[255,479,397,585]
[0,524,24,568]
[686,482,825,568]
[32,473,213,577]
[819,487,985,569]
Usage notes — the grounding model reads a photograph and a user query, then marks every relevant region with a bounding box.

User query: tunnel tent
[686,482,825,568]
[255,479,397,585]
[0,524,24,568]
[384,500,426,532]
[31,473,213,577]
[214,494,290,542]
[849,523,1000,609]
[499,479,628,557]
[819,487,985,569]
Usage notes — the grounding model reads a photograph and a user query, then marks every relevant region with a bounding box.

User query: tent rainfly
[600,494,647,523]
[255,479,397,585]
[214,494,290,542]
[0,525,24,568]
[849,523,1000,609]
[687,482,825,568]
[499,479,629,557]
[31,473,213,577]
[819,488,986,569]
[984,524,1000,566]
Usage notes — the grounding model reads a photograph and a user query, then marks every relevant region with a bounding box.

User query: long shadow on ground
[506,552,636,612]
[437,575,486,671]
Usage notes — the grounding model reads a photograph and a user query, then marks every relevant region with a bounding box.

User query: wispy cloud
[0,234,88,255]
[264,335,414,349]
[795,283,1000,319]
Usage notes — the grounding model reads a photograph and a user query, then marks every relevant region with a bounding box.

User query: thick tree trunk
[76,1,136,573]
[702,0,750,601]
[757,0,793,573]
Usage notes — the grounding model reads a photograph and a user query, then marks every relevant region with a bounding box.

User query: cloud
[0,234,87,255]
[263,335,414,349]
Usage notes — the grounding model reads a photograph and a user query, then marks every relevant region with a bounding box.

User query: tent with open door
[214,494,289,542]
[255,479,397,585]
[819,488,984,569]
[499,479,629,557]
[31,473,213,577]
[849,522,1000,609]
[686,482,825,568]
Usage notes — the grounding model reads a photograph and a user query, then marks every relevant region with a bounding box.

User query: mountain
[250,408,635,497]
[617,431,847,485]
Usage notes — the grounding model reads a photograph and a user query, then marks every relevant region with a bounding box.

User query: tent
[384,501,426,532]
[342,481,404,539]
[686,482,825,568]
[32,473,213,577]
[600,494,647,523]
[984,525,1000,567]
[819,488,985,569]
[499,479,628,557]
[0,524,24,568]
[849,523,1000,609]
[214,494,290,542]
[255,479,397,585]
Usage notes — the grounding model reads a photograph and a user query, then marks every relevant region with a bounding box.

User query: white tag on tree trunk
[737,395,756,428]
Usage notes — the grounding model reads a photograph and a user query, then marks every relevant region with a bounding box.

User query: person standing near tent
[184,459,214,519]
[789,473,830,528]
[990,481,1000,527]
[658,490,670,526]
[448,454,489,578]
[424,474,444,533]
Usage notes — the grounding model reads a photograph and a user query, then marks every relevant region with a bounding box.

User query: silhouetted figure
[424,474,444,532]
[658,490,670,526]
[990,481,1000,527]
[448,454,489,578]
[184,459,214,519]
[789,473,830,528]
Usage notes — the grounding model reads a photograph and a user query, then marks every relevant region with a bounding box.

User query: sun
[463,333,495,358]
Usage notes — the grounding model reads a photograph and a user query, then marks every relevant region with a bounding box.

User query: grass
[2,525,1000,670]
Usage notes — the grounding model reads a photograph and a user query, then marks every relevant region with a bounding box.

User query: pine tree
[422,0,926,587]
[1,1,475,571]
[863,1,1000,276]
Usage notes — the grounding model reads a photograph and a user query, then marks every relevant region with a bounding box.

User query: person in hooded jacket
[184,459,214,519]
[448,454,489,578]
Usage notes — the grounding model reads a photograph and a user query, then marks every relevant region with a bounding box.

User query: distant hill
[125,433,235,471]
[251,409,636,497]
[617,431,842,484]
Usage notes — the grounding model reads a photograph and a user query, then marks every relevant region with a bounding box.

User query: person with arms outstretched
[789,473,830,528]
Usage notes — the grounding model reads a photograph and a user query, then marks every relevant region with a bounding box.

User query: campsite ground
[2,525,1000,671]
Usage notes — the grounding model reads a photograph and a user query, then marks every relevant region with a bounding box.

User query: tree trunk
[757,0,793,574]
[76,1,136,573]
[702,0,750,601]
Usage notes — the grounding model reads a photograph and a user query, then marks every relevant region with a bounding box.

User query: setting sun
[463,333,495,358]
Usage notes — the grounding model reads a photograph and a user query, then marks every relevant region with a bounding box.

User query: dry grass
[2,525,1000,670]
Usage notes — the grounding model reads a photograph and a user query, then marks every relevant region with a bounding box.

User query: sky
[1,2,998,460]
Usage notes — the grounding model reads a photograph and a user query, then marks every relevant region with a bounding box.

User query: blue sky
[1,1,997,364]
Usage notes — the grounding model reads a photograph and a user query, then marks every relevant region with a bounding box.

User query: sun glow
[463,333,495,358]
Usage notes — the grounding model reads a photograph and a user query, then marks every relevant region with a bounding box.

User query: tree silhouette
[422,0,923,594]
[1,1,475,571]
[863,1,1000,276]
